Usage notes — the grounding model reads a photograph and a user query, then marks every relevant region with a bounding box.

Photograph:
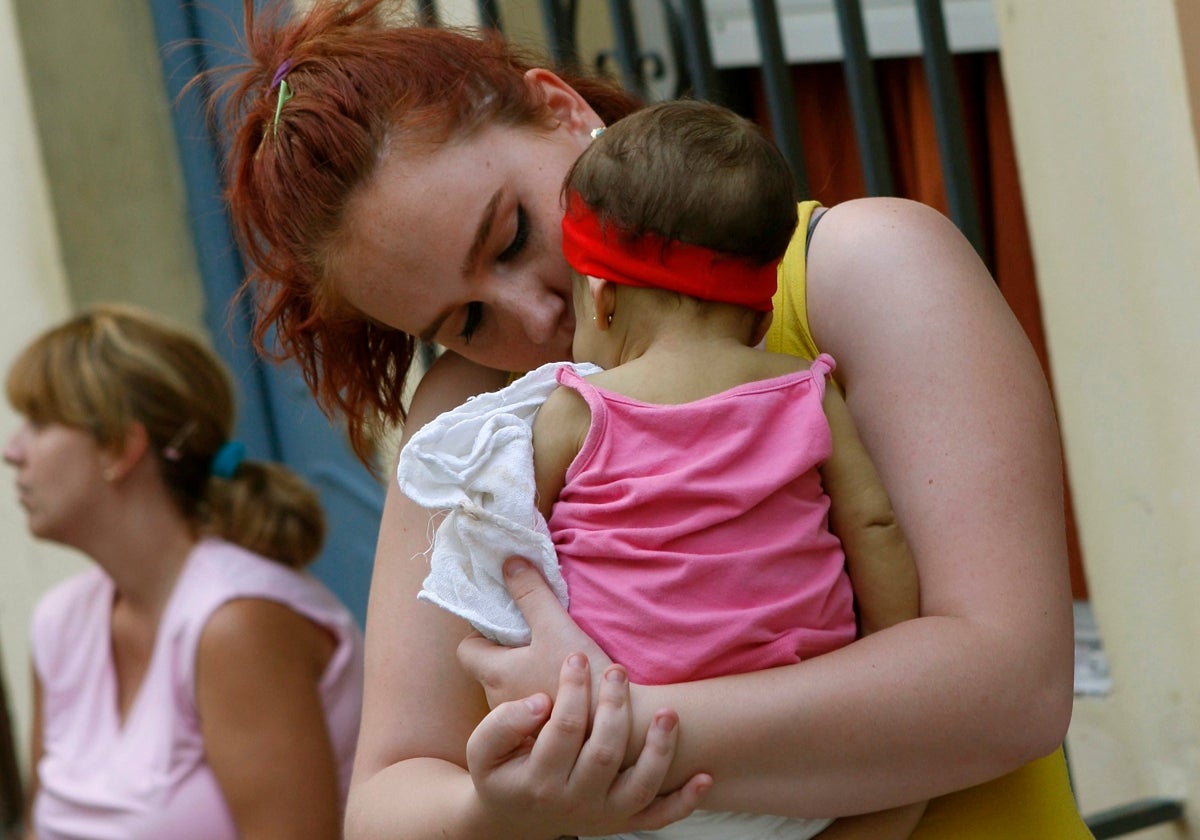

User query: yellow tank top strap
[766,201,822,361]
[766,201,1092,837]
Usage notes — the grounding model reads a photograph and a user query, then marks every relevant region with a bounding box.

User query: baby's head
[562,99,799,280]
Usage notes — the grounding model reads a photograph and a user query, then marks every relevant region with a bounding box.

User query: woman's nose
[505,282,564,345]
[3,425,27,466]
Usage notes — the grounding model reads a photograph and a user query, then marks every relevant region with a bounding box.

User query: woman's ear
[588,276,616,330]
[523,68,601,139]
[102,421,151,483]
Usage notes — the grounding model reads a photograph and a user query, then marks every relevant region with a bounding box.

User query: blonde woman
[6,304,363,840]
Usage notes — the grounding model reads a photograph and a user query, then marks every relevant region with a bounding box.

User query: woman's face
[333,113,596,372]
[4,419,108,545]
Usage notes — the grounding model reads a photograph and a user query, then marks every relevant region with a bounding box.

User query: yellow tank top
[767,202,1092,838]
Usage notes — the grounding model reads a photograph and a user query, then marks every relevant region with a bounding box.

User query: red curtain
[752,55,1088,598]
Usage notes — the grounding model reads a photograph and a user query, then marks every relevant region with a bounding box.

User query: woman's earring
[590,126,606,141]
[606,314,613,326]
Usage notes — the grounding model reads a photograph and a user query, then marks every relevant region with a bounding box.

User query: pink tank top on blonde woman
[30,538,363,840]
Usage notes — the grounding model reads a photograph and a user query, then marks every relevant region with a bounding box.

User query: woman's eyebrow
[418,189,503,343]
[460,188,503,279]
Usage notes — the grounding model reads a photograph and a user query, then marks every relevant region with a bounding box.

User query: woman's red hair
[217,0,639,464]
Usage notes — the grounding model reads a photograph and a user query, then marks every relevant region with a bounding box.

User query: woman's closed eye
[458,206,528,343]
[458,302,483,343]
[497,205,529,263]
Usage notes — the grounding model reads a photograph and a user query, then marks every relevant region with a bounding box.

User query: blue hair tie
[210,441,246,479]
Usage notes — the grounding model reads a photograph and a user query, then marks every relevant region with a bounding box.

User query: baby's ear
[750,310,774,347]
[588,276,616,330]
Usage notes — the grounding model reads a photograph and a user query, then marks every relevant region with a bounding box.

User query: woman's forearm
[627,612,1070,817]
[345,759,504,840]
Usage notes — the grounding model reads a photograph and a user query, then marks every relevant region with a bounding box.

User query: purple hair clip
[271,58,294,91]
[271,59,296,136]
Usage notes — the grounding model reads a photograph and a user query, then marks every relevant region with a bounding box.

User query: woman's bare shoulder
[406,351,511,433]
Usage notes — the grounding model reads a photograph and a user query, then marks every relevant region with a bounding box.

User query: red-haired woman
[218,1,1089,838]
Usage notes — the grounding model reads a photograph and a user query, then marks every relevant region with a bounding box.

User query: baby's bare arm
[819,388,925,837]
[531,385,592,520]
[820,386,920,635]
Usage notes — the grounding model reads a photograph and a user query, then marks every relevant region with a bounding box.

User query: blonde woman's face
[4,419,109,547]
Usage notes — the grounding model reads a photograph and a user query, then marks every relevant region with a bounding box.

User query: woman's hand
[458,557,614,709]
[466,653,713,838]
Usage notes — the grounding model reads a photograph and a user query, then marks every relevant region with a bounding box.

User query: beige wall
[996,0,1199,833]
[0,0,83,785]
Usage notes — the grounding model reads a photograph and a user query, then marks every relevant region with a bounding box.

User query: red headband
[560,192,778,312]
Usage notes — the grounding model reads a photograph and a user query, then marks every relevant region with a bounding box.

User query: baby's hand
[465,653,712,838]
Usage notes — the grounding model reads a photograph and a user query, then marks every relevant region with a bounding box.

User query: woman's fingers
[606,709,686,816]
[627,769,715,832]
[465,692,552,775]
[466,655,708,837]
[503,556,574,636]
[527,653,592,777]
[568,665,633,793]
[459,557,614,710]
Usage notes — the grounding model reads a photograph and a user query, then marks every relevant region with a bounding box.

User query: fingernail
[605,667,627,684]
[655,713,677,733]
[525,694,549,714]
[568,653,587,670]
[503,558,526,578]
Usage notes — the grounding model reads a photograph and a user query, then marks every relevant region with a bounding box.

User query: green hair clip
[273,79,294,137]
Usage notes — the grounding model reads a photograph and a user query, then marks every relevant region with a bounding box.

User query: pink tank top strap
[809,353,836,396]
[554,364,607,418]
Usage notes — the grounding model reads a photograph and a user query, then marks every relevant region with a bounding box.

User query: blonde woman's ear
[104,422,151,483]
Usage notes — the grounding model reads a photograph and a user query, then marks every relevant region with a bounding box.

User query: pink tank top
[30,538,364,840]
[548,356,856,685]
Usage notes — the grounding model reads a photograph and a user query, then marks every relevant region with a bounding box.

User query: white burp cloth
[397,361,602,646]
[585,810,833,840]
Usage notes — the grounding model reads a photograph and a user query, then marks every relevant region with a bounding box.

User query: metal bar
[672,0,722,103]
[538,0,579,67]
[606,0,647,98]
[832,0,894,195]
[913,0,985,257]
[1086,798,1185,839]
[416,0,439,27]
[748,0,809,196]
[475,0,503,30]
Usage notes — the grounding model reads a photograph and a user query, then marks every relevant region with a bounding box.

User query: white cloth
[397,361,601,645]
[586,810,832,840]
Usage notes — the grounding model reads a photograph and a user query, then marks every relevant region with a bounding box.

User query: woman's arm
[460,197,1074,817]
[196,598,342,840]
[345,352,708,840]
